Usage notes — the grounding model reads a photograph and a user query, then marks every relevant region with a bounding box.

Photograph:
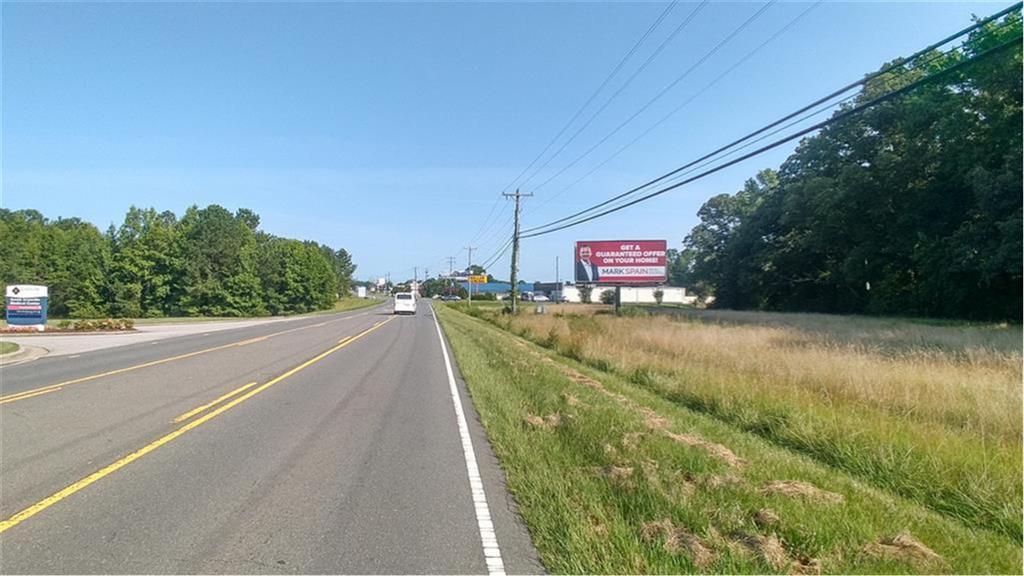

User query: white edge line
[432,307,507,576]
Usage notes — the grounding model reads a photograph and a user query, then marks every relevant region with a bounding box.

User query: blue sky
[2,1,1003,283]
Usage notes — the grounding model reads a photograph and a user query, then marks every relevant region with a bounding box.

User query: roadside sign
[468,275,488,284]
[574,240,667,284]
[5,285,49,331]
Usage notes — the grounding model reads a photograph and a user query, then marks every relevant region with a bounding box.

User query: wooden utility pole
[555,256,560,301]
[503,188,532,314]
[464,245,475,304]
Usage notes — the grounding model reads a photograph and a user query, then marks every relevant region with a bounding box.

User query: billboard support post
[615,286,621,315]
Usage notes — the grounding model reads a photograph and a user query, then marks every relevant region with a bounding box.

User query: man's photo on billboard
[575,244,599,283]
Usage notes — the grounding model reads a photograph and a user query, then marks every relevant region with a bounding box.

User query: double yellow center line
[0,314,369,406]
[0,316,395,534]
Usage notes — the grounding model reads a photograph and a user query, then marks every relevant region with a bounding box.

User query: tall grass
[435,305,1022,573]
[450,303,1023,540]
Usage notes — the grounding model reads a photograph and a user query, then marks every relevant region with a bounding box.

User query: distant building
[553,285,695,305]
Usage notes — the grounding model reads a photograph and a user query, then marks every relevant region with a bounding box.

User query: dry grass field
[435,303,1022,573]
[503,305,1022,537]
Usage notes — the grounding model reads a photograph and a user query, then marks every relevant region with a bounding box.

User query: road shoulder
[429,303,545,575]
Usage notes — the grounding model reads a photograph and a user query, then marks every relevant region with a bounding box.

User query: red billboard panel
[574,240,668,284]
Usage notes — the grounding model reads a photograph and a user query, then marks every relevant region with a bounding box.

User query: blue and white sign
[5,285,49,330]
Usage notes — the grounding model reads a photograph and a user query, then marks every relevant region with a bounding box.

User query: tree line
[674,14,1021,321]
[0,205,356,318]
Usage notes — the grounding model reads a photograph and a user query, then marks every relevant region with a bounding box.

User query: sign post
[5,285,49,332]
[468,275,488,305]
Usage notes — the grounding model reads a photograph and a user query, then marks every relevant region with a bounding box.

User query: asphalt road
[0,302,541,574]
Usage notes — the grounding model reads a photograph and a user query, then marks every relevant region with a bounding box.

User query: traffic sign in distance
[468,275,488,284]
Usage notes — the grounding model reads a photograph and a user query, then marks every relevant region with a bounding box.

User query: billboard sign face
[5,284,49,328]
[574,240,667,284]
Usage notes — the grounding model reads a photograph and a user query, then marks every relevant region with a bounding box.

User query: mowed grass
[459,304,1022,540]
[0,341,19,355]
[434,304,1022,573]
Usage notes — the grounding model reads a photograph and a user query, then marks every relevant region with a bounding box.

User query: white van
[393,292,417,315]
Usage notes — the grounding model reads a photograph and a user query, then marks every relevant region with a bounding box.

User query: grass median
[0,341,19,355]
[434,304,1021,574]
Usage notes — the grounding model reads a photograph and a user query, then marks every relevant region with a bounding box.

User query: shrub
[72,319,97,331]
[599,289,616,305]
[619,306,649,318]
[578,285,593,304]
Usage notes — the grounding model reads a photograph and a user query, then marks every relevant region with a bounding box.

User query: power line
[521,33,1022,239]
[524,1,775,196]
[518,1,710,190]
[525,1,821,217]
[466,1,682,251]
[480,238,513,271]
[521,2,1021,235]
[468,0,703,266]
[498,1,681,197]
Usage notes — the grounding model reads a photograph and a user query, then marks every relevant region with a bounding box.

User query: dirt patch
[600,465,633,480]
[762,480,843,504]
[754,508,781,528]
[523,412,562,430]
[639,407,669,430]
[621,431,646,450]
[587,514,609,537]
[734,532,789,571]
[569,372,606,391]
[790,554,822,575]
[641,520,715,568]
[562,392,583,406]
[640,519,673,541]
[865,532,945,569]
[641,460,696,500]
[592,465,635,488]
[665,431,746,467]
[541,351,750,470]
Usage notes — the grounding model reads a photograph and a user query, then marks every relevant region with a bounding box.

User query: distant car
[394,292,417,315]
[533,294,550,302]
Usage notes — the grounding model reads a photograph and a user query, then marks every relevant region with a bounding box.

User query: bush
[654,288,664,305]
[578,285,593,304]
[599,289,616,305]
[72,319,97,331]
[66,318,135,331]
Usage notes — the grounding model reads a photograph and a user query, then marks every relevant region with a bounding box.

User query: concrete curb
[0,344,48,366]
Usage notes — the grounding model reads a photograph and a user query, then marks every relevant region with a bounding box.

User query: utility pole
[555,256,560,302]
[464,245,476,304]
[414,266,418,295]
[446,256,457,296]
[502,188,532,314]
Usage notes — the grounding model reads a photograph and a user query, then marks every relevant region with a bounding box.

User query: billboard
[574,240,667,285]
